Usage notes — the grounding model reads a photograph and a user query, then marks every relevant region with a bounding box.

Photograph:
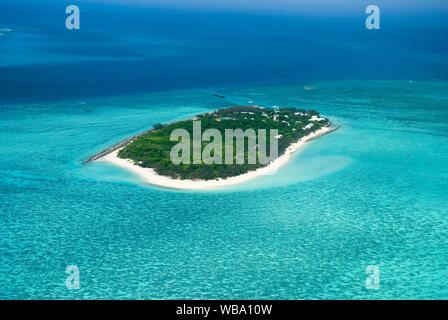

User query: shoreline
[95,126,338,190]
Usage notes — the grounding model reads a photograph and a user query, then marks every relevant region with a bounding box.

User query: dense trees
[153,123,165,130]
[118,106,329,180]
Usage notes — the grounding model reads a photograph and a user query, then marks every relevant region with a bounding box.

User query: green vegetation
[118,106,330,180]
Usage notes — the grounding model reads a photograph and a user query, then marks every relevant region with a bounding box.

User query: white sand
[96,126,332,190]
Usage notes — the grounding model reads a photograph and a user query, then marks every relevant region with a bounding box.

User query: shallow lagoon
[0,80,447,299]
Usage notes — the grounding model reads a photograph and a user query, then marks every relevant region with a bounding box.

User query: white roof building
[303,123,314,130]
[310,115,325,122]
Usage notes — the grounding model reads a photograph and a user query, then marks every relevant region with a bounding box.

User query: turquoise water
[1,80,447,299]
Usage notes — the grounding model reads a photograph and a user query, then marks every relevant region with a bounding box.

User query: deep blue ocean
[0,1,447,299]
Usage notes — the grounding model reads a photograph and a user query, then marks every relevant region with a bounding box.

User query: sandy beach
[96,126,333,190]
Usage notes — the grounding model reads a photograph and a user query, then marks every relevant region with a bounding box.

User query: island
[89,106,339,189]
